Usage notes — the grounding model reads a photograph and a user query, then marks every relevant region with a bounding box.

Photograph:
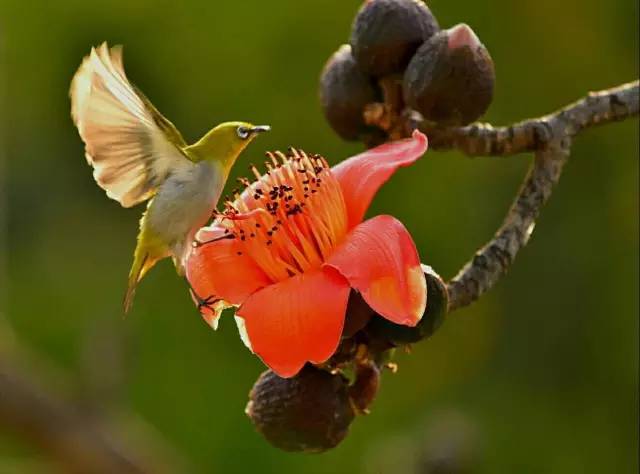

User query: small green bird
[70,42,269,313]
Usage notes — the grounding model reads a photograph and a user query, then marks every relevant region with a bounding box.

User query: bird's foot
[196,294,221,314]
[185,277,222,314]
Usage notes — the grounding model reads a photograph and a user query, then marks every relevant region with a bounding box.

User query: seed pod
[319,44,381,141]
[366,264,448,345]
[246,366,355,452]
[350,0,439,77]
[403,23,495,126]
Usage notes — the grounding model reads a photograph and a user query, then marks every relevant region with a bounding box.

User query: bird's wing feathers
[70,42,191,208]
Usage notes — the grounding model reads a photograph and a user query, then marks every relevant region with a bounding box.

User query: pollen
[218,148,348,282]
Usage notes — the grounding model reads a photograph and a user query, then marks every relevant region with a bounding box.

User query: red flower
[186,131,429,377]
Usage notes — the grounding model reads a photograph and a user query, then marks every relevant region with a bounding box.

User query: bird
[70,42,270,313]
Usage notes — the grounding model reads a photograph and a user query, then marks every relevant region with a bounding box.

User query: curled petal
[331,130,428,228]
[324,215,426,326]
[186,225,272,327]
[237,268,350,378]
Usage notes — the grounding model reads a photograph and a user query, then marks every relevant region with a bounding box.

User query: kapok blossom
[186,130,429,377]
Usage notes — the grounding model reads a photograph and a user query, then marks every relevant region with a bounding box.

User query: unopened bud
[246,366,355,452]
[350,0,439,77]
[319,44,381,140]
[403,23,495,126]
[367,264,448,344]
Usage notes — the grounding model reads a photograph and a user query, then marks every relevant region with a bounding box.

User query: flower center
[218,149,348,283]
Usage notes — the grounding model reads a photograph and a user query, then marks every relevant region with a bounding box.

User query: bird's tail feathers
[123,251,157,314]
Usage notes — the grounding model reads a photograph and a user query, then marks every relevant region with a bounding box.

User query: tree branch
[441,81,639,310]
[422,80,639,157]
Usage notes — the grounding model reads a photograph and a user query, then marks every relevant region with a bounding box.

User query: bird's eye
[237,126,250,139]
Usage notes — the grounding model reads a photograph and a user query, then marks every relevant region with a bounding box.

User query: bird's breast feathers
[146,161,225,255]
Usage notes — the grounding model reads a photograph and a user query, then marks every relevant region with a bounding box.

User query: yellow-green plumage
[70,42,269,313]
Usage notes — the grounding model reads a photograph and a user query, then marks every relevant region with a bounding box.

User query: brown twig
[436,81,639,309]
[423,80,639,157]
[365,80,639,310]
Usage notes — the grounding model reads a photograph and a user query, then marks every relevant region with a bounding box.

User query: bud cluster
[320,0,496,140]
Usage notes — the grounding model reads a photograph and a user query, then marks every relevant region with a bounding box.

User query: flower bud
[246,366,355,452]
[366,264,448,344]
[319,44,381,141]
[342,291,377,339]
[403,23,495,126]
[350,0,439,77]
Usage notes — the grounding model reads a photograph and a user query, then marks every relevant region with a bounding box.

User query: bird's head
[192,121,270,171]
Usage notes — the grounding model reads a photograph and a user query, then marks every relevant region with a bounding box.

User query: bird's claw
[195,294,221,313]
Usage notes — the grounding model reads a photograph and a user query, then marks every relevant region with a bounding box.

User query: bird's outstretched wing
[70,42,191,208]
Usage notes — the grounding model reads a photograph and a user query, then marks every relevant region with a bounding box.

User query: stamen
[266,151,279,167]
[213,148,348,283]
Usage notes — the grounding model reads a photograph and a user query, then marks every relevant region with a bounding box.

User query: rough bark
[442,81,639,310]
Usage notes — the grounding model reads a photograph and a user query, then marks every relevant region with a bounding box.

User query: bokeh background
[1,0,638,472]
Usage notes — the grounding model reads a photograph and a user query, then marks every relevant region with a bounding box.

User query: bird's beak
[249,125,271,134]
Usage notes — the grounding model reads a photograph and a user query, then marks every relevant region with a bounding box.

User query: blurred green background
[1,0,638,472]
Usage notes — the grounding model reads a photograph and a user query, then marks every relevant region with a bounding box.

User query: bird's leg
[212,207,268,222]
[192,233,235,248]
[222,208,268,221]
[195,208,268,248]
[184,277,221,314]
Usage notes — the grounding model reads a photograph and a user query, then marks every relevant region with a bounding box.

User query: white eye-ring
[237,126,250,139]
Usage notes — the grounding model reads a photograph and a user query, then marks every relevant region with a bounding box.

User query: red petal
[186,225,272,327]
[331,130,428,228]
[324,215,426,326]
[236,268,350,378]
